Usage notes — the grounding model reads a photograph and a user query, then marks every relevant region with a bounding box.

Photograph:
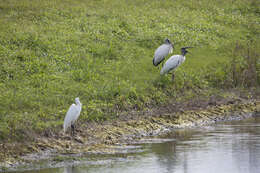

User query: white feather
[63,98,82,132]
[160,55,185,75]
[153,44,173,66]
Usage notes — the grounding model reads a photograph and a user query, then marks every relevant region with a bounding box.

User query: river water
[13,116,260,173]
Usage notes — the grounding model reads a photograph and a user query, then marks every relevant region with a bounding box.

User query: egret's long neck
[76,100,81,106]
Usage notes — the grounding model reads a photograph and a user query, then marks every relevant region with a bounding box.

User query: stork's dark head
[181,47,193,56]
[164,38,172,45]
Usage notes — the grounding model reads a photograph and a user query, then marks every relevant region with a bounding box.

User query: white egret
[153,38,173,66]
[160,47,192,80]
[63,97,82,136]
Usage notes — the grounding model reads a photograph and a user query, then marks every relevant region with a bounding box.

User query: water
[13,117,260,173]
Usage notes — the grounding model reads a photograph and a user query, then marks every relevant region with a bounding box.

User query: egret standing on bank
[153,38,173,66]
[63,97,82,136]
[160,47,192,80]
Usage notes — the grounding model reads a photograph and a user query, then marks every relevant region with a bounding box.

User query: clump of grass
[205,40,259,88]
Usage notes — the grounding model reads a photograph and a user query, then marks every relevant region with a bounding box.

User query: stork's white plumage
[153,39,173,66]
[160,55,185,75]
[63,97,82,135]
[160,47,192,80]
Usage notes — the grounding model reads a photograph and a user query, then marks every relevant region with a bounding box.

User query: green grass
[0,0,259,141]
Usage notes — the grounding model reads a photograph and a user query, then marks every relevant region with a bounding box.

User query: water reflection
[63,166,73,173]
[63,166,83,173]
[229,117,260,173]
[11,117,260,173]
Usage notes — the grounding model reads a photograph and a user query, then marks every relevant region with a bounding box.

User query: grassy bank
[0,0,259,141]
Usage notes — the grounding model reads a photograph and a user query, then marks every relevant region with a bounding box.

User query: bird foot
[74,137,84,144]
[63,136,72,140]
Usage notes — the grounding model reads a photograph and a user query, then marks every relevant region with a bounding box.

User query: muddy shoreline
[0,99,259,172]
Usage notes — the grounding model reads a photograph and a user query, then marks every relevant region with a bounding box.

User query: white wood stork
[153,38,173,66]
[160,47,192,80]
[63,97,82,136]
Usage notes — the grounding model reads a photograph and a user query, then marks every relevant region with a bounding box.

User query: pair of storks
[153,39,192,80]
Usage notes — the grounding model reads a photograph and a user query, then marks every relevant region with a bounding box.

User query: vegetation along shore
[0,0,259,170]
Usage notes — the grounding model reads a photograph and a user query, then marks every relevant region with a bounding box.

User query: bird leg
[71,124,75,136]
[161,61,165,69]
[171,73,175,81]
[183,72,186,78]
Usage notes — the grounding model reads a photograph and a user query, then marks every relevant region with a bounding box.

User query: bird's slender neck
[76,100,81,106]
[182,51,187,56]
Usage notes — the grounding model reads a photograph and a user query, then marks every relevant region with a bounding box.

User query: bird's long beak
[185,50,192,55]
[185,47,193,55]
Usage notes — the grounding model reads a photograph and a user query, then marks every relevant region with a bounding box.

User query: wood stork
[153,38,173,66]
[63,97,82,136]
[160,47,192,80]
